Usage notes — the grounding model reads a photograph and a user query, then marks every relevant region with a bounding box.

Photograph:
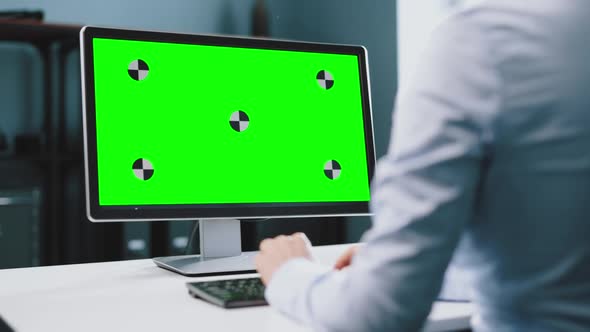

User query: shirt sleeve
[265,13,500,332]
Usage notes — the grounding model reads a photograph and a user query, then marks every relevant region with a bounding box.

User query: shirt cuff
[264,257,331,323]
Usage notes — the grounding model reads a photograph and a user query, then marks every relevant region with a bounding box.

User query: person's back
[455,1,590,330]
[255,1,590,331]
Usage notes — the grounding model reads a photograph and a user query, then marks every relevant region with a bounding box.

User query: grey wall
[0,0,254,34]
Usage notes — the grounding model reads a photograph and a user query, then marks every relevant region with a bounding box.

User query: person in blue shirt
[254,1,590,331]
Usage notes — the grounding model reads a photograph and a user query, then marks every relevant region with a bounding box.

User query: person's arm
[259,14,500,332]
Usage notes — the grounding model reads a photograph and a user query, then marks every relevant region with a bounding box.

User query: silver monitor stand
[153,219,257,276]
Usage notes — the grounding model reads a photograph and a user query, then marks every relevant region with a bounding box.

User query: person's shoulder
[428,1,540,64]
[424,5,493,61]
[434,1,507,36]
[445,0,577,44]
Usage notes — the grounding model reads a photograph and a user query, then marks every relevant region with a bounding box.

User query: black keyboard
[186,277,267,308]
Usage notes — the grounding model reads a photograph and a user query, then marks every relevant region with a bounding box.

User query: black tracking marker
[128,59,149,81]
[324,160,341,180]
[132,158,154,180]
[317,70,334,90]
[230,111,250,132]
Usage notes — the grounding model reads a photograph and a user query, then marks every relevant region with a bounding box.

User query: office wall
[0,0,254,35]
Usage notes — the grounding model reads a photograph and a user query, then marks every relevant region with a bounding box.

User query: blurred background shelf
[0,188,40,269]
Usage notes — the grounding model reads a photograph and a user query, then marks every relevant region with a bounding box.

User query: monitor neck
[199,219,241,259]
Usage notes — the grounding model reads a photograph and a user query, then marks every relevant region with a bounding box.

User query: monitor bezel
[80,26,376,222]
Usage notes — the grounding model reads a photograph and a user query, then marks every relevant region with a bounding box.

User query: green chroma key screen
[92,37,370,206]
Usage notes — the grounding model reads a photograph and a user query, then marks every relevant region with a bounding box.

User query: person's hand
[255,233,313,285]
[333,245,360,270]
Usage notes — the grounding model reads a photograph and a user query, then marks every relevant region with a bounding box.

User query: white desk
[0,244,472,332]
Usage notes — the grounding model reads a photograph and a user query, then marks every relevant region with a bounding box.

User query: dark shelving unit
[0,19,127,266]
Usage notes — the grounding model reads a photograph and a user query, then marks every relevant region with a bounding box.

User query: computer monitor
[80,26,375,276]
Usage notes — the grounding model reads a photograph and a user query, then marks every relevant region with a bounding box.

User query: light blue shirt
[264,1,590,331]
